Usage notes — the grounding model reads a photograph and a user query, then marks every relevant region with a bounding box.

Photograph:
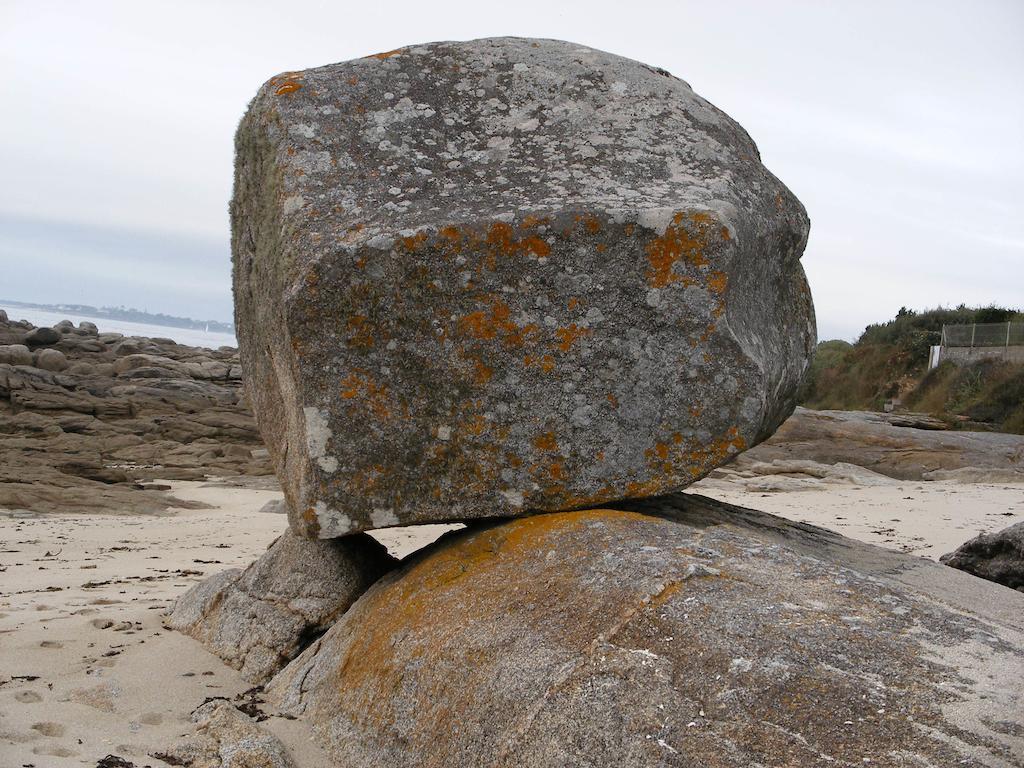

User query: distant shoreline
[0,298,234,334]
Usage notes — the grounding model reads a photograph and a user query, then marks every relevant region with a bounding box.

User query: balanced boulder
[167,529,395,683]
[232,37,815,537]
[268,498,1024,767]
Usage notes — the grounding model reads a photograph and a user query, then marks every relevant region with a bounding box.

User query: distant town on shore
[0,299,235,334]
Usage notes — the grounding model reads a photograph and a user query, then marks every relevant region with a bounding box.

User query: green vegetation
[801,305,1024,433]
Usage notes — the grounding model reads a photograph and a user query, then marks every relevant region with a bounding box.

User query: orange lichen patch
[567,297,580,311]
[458,298,538,348]
[645,211,721,288]
[471,358,493,385]
[324,508,659,711]
[401,231,428,252]
[338,371,396,420]
[301,506,320,537]
[485,222,551,260]
[345,314,376,350]
[520,214,550,228]
[345,463,388,495]
[574,214,601,234]
[533,431,558,451]
[606,393,619,408]
[347,76,358,85]
[367,48,404,59]
[707,270,729,296]
[274,81,303,95]
[524,353,555,373]
[720,226,731,241]
[623,223,635,236]
[554,324,591,352]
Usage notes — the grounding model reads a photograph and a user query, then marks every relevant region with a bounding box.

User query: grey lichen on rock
[231,37,816,537]
[267,497,1024,767]
[167,529,395,683]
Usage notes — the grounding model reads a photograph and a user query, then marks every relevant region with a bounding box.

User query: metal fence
[941,322,1024,348]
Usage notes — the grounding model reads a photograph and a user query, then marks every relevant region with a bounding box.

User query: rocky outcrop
[714,406,1024,484]
[0,315,273,515]
[942,520,1024,591]
[232,37,815,538]
[269,496,1024,767]
[168,529,396,683]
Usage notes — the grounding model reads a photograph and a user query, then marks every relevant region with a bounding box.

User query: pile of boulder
[167,38,1023,767]
[0,311,272,515]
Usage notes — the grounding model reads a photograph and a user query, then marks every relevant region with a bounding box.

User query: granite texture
[232,38,815,537]
[268,496,1024,767]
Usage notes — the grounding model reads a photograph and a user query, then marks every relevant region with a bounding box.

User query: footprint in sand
[31,721,65,737]
[32,744,78,757]
[15,690,43,703]
[139,712,163,725]
[39,640,63,649]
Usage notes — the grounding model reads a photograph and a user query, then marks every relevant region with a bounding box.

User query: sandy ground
[2,478,1021,766]
[690,479,1024,557]
[0,481,456,768]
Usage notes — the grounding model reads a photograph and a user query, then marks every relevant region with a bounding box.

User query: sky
[1,0,1021,340]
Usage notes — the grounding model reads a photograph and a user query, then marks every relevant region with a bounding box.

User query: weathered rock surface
[711,406,1024,485]
[942,520,1024,592]
[0,315,273,516]
[269,496,1024,767]
[168,529,395,683]
[232,37,815,537]
[157,700,295,768]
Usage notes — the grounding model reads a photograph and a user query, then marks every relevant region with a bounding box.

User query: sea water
[0,304,237,350]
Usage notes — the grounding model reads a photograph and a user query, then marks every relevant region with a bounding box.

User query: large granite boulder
[268,496,1024,767]
[232,37,815,538]
[168,529,396,683]
[942,520,1024,592]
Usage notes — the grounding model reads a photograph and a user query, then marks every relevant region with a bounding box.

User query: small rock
[257,498,288,514]
[34,348,69,372]
[25,326,60,346]
[941,520,1024,591]
[158,700,295,768]
[0,343,33,365]
[167,529,395,683]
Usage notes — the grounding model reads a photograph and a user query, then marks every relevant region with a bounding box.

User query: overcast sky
[1,0,1020,340]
